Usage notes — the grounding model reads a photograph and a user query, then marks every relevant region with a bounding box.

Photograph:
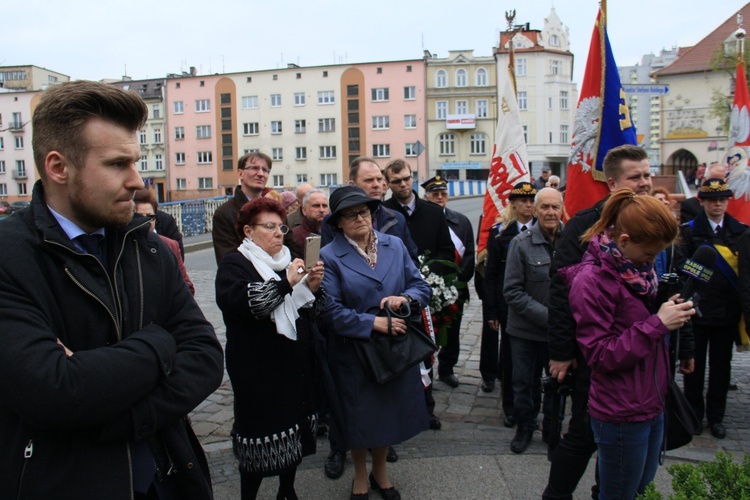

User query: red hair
[235,198,286,239]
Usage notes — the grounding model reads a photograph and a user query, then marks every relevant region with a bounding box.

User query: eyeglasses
[389,175,412,185]
[135,212,156,220]
[549,184,559,187]
[340,208,371,221]
[240,165,271,175]
[252,222,289,234]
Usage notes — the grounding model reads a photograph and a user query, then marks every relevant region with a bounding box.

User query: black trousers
[543,353,598,500]
[437,304,464,375]
[478,304,499,380]
[683,322,736,424]
[478,306,513,416]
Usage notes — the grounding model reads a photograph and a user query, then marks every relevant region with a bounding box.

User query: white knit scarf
[237,238,316,340]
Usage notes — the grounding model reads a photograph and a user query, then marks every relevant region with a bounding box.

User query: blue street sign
[622,84,669,95]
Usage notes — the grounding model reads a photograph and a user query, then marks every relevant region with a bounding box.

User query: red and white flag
[727,60,750,224]
[477,65,530,262]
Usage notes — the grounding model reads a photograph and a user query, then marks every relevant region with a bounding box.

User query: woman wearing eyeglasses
[215,197,325,500]
[320,186,430,500]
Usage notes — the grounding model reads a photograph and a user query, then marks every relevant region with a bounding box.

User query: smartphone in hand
[304,235,321,271]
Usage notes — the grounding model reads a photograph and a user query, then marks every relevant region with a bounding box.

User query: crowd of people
[1,80,747,500]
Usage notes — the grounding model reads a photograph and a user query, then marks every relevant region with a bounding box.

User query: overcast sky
[4,0,745,86]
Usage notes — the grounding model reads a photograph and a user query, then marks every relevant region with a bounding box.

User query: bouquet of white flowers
[418,252,466,347]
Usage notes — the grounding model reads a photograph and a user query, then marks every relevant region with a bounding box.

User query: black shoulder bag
[355,300,437,384]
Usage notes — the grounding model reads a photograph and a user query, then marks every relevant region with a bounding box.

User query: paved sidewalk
[184,241,750,499]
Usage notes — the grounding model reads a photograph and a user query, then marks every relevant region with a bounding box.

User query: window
[152,105,160,119]
[436,101,448,119]
[476,100,488,118]
[550,60,561,76]
[173,101,184,114]
[198,177,213,190]
[319,146,336,159]
[139,130,147,145]
[456,100,468,114]
[271,121,282,134]
[456,69,467,87]
[518,91,528,111]
[439,133,455,155]
[272,175,284,187]
[548,97,553,110]
[405,143,418,157]
[318,118,335,132]
[155,154,163,170]
[243,122,259,136]
[560,125,569,144]
[0,184,5,196]
[14,136,23,149]
[436,69,447,88]
[404,114,417,129]
[270,94,281,107]
[15,160,25,177]
[196,125,211,139]
[476,68,488,86]
[560,91,569,110]
[174,127,185,140]
[139,155,148,171]
[195,99,210,112]
[296,174,308,184]
[320,173,337,185]
[347,85,359,97]
[176,178,186,190]
[220,93,231,105]
[403,86,416,100]
[0,137,3,149]
[222,119,231,131]
[549,34,560,46]
[294,92,305,106]
[371,88,389,102]
[295,147,307,161]
[372,144,390,158]
[470,133,486,155]
[318,91,335,104]
[153,128,162,143]
[516,58,527,77]
[522,125,528,143]
[175,152,185,165]
[372,116,390,130]
[294,119,306,133]
[0,160,4,173]
[17,182,27,196]
[197,151,212,164]
[272,148,283,161]
[242,96,258,109]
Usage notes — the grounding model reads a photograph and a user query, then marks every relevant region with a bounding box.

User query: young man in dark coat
[680,178,747,439]
[0,81,224,499]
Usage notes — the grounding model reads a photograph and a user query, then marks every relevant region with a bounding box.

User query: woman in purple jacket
[560,189,695,499]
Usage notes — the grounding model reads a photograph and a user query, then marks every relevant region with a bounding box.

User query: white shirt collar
[47,205,105,251]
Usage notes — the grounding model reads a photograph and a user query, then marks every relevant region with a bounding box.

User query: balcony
[9,122,24,133]
[12,169,27,180]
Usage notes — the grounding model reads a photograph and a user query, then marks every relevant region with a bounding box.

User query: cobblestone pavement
[186,254,750,497]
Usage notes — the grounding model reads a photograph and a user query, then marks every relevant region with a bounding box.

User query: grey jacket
[503,222,561,341]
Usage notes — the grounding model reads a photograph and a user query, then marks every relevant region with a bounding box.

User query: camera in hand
[541,370,575,395]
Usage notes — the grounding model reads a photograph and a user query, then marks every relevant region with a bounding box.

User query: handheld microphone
[678,245,718,316]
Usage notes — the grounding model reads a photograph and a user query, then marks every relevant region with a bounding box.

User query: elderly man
[681,178,747,439]
[0,80,223,498]
[533,166,551,190]
[286,182,314,229]
[422,176,475,388]
[503,188,564,453]
[483,181,537,427]
[546,175,561,190]
[292,188,329,249]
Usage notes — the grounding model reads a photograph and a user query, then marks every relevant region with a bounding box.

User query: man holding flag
[543,5,643,498]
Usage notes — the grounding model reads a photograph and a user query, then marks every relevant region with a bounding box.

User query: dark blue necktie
[75,234,104,264]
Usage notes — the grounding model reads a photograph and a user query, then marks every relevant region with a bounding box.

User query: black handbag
[664,377,701,450]
[354,300,437,384]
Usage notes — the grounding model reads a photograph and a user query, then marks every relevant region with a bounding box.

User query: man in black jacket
[383,158,455,430]
[0,81,224,499]
[423,175,475,388]
[680,178,746,439]
[544,145,654,499]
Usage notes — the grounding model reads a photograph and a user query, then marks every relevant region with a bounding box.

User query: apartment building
[0,65,69,91]
[0,90,39,202]
[494,8,577,180]
[424,50,497,181]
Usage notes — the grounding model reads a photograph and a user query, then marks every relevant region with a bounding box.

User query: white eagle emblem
[729,104,750,146]
[727,146,750,202]
[568,97,601,173]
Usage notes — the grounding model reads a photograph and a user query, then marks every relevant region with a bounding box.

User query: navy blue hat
[698,178,732,199]
[327,185,380,225]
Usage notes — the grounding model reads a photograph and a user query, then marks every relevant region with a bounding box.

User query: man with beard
[291,188,329,249]
[0,80,224,498]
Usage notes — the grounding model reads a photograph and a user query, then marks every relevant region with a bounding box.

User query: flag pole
[504,10,518,96]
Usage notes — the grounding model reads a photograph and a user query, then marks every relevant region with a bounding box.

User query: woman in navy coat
[320,186,430,500]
